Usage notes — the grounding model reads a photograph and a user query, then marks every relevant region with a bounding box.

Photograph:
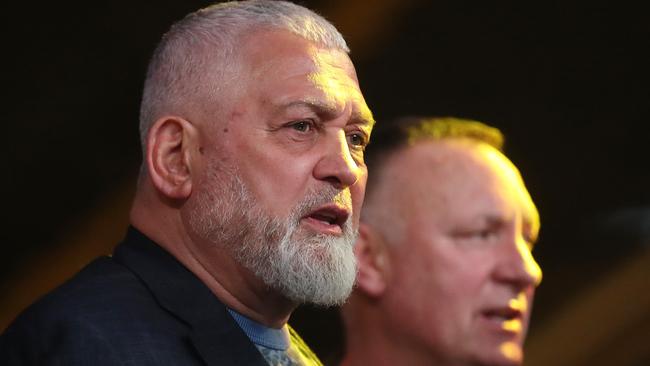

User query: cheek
[397,241,490,323]
[230,139,316,213]
[385,251,475,351]
[246,161,313,213]
[393,248,462,314]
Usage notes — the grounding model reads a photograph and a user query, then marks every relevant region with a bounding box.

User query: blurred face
[187,30,374,305]
[381,141,542,366]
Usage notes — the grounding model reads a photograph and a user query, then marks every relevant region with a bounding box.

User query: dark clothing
[0,227,268,366]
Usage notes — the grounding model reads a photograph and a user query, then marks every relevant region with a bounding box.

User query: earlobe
[354,222,390,298]
[146,116,197,200]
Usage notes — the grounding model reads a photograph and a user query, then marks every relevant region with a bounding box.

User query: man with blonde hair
[341,117,541,366]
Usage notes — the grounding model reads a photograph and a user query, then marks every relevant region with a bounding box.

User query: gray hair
[138,0,349,150]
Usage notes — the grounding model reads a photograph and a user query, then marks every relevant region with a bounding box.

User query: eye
[347,132,368,149]
[480,229,497,240]
[288,120,314,133]
[453,228,499,244]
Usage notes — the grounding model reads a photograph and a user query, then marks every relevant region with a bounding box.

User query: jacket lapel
[113,227,268,366]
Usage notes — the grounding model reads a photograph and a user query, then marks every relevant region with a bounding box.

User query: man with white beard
[0,1,374,365]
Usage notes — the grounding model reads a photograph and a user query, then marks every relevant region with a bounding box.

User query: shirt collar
[227,308,290,351]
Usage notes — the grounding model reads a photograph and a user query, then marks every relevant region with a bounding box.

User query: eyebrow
[280,99,376,128]
[484,214,540,245]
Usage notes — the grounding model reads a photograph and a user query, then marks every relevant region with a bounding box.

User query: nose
[312,130,362,189]
[494,234,543,289]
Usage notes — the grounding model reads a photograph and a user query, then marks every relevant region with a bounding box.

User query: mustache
[294,186,353,220]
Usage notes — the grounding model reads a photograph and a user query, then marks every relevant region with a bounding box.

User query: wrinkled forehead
[236,29,372,118]
[308,49,359,101]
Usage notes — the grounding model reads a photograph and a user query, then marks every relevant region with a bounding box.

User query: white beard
[188,159,357,306]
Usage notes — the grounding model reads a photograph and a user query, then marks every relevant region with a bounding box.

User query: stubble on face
[188,155,358,306]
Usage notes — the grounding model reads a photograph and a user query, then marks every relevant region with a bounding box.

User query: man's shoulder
[18,256,171,323]
[0,256,197,365]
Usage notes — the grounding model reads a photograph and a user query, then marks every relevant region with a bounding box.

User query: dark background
[3,1,649,365]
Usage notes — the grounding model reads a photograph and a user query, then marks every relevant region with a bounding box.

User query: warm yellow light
[500,341,523,362]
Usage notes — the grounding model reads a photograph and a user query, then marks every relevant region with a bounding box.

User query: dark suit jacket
[0,227,268,365]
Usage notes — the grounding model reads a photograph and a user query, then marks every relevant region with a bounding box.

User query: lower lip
[301,217,343,235]
[480,315,523,336]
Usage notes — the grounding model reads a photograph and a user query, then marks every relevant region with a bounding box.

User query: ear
[146,116,198,200]
[354,222,390,298]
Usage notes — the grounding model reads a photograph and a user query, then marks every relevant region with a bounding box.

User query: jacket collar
[112,226,267,366]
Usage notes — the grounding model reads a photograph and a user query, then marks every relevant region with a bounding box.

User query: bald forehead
[382,139,513,187]
[365,141,460,215]
[376,140,474,190]
[371,139,540,232]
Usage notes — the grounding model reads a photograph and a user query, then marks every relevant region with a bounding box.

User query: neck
[340,296,453,366]
[130,186,295,328]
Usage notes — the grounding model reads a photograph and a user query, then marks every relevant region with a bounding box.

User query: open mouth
[481,306,525,334]
[301,205,350,234]
[483,307,522,322]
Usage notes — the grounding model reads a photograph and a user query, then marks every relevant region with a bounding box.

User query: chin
[468,342,523,366]
[493,342,524,366]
